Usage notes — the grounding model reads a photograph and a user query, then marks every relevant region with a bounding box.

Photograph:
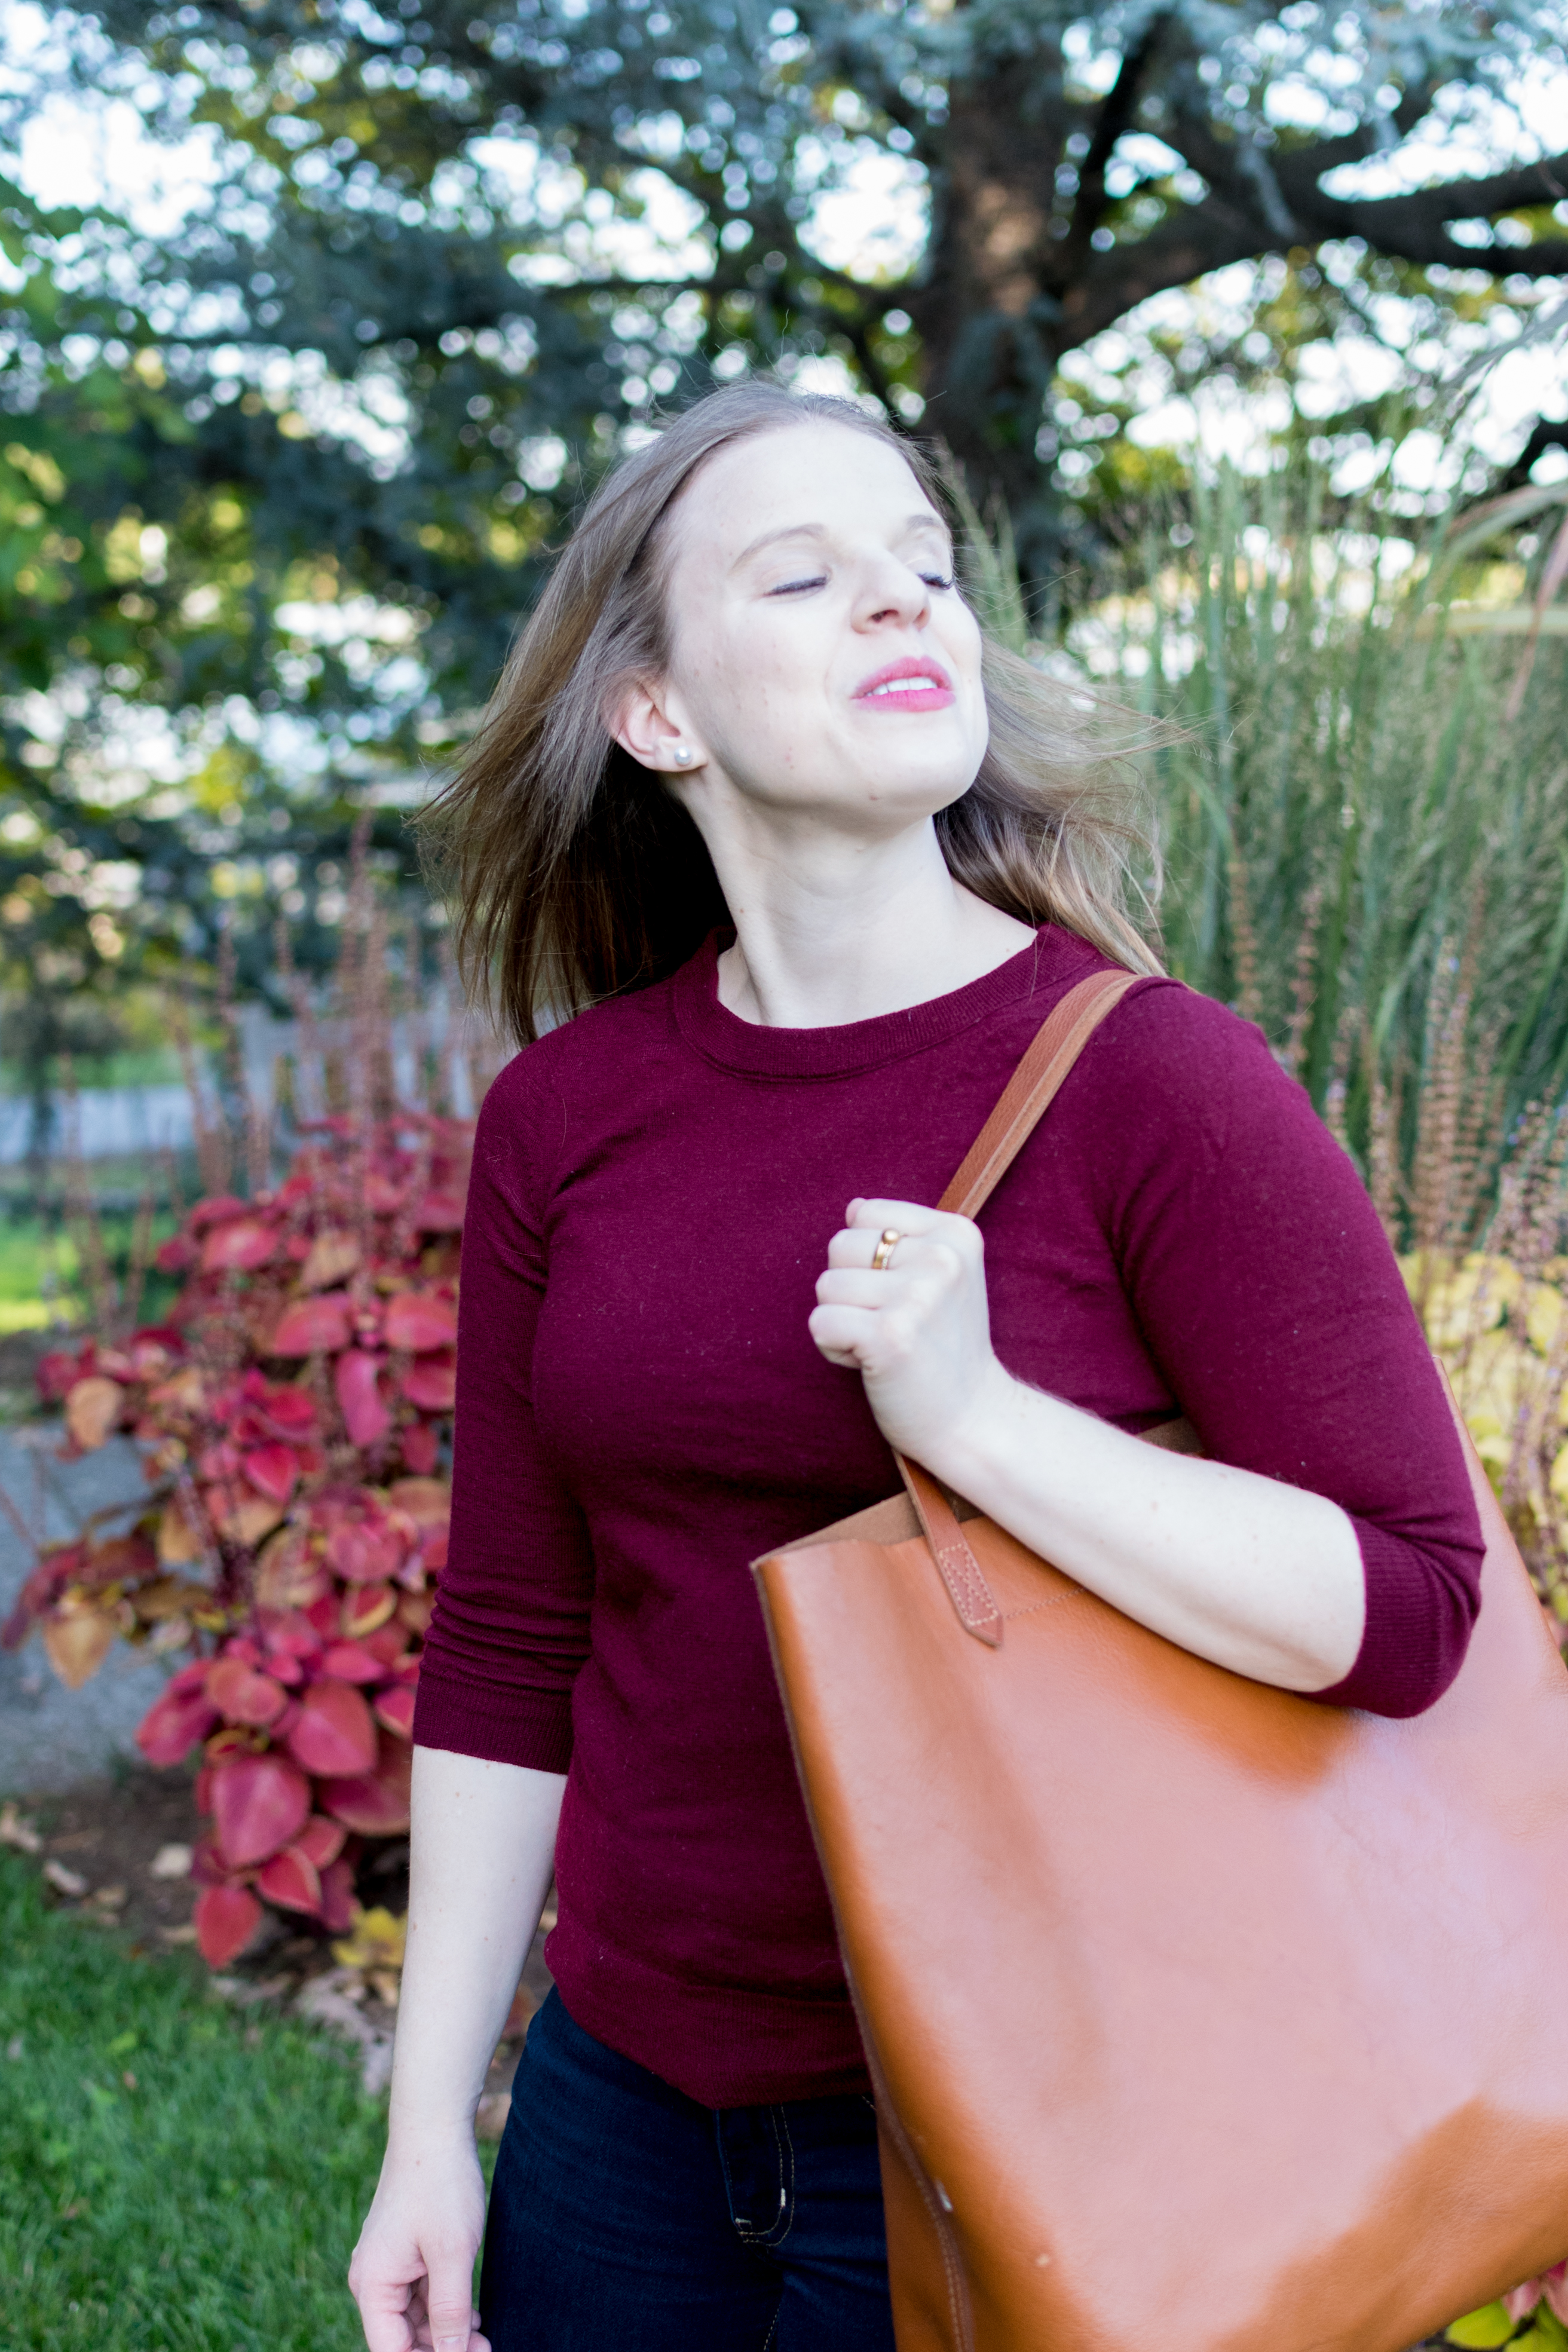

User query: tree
[66,0,1568,579]
[0,162,431,1093]
[1,0,1564,1022]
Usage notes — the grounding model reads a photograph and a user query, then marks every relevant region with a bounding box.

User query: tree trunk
[912,66,1068,576]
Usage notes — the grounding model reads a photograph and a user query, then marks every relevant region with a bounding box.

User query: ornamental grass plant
[1074,464,1568,1152]
[1073,467,1568,1644]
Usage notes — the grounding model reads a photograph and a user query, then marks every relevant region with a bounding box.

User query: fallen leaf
[209,1972,293,2005]
[149,1843,192,1880]
[65,1375,124,1451]
[158,1924,198,1944]
[148,1365,207,1414]
[331,1903,408,1974]
[295,1969,396,2094]
[88,1884,127,1910]
[43,1859,89,1898]
[0,1802,42,1855]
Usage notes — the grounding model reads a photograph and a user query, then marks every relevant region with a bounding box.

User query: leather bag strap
[895,966,1146,1647]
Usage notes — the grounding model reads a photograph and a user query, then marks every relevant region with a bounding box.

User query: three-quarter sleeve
[1078,984,1485,1717]
[411,1058,595,1772]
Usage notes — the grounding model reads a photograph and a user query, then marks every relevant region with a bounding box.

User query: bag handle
[895,967,1146,1647]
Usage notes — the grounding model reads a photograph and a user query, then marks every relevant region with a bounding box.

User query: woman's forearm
[387,1746,566,2154]
[930,1367,1365,1692]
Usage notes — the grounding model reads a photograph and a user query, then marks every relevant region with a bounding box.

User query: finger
[352,2280,416,2352]
[808,1303,879,1365]
[826,1220,963,1273]
[425,2264,483,2352]
[844,1198,942,1235]
[816,1267,920,1308]
[826,1230,914,1272]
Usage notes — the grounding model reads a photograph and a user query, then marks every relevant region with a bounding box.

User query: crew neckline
[670,922,1103,1079]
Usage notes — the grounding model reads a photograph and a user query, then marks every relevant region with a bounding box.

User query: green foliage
[0,1848,422,2352]
[0,158,439,1076]
[1082,463,1568,1154]
[50,0,1564,567]
[1448,2304,1524,2347]
[0,0,1563,1051]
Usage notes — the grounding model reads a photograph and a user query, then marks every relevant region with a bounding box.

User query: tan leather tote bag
[752,967,1568,2352]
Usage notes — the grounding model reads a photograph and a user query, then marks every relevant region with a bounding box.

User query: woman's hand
[810,1196,1009,1466]
[349,2129,489,2352]
[808,1196,1366,1694]
[348,1750,564,2352]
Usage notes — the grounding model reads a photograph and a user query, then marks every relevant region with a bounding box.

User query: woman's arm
[810,987,1482,1710]
[813,1198,1365,1692]
[349,1747,566,2352]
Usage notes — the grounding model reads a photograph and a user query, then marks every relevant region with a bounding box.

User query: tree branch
[1151,106,1568,281]
[1055,204,1282,348]
[1499,418,1568,491]
[1050,10,1169,290]
[1297,153,1568,274]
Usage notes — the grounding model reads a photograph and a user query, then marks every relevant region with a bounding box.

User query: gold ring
[871,1228,901,1272]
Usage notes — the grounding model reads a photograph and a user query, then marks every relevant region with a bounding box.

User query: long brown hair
[422,382,1163,1044]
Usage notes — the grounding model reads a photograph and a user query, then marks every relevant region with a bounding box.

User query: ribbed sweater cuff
[1308,1519,1474,1720]
[411,1671,575,1775]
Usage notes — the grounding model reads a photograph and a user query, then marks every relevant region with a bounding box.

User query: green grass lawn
[0,1851,431,2352]
[0,1211,181,1339]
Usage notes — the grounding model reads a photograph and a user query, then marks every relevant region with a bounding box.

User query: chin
[860,761,982,819]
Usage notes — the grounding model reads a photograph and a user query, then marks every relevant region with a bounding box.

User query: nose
[855,550,932,632]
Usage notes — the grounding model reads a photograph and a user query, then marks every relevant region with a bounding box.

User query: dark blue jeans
[479,1989,896,2351]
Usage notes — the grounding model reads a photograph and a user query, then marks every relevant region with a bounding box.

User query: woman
[348,384,1483,2352]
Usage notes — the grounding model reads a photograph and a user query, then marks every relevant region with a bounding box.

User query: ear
[608,678,706,776]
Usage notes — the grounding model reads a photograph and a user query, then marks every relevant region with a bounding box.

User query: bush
[0,1105,470,1967]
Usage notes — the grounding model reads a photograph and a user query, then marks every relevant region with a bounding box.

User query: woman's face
[623,419,989,836]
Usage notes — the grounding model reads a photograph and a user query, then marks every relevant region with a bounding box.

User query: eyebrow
[731,512,950,570]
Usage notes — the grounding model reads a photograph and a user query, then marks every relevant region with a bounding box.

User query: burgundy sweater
[413,924,1483,2106]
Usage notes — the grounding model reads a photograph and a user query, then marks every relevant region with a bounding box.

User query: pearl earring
[671,744,694,767]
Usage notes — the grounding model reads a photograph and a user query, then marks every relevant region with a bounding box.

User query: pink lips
[853,656,955,712]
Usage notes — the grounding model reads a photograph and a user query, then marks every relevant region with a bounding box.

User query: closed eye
[768,568,954,596]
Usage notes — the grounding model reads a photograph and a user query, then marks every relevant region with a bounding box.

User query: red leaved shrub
[2,1108,469,1968]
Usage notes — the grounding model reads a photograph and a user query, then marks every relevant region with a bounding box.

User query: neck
[698,806,1037,1029]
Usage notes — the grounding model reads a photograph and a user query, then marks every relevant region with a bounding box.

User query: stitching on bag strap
[899,1459,1003,1647]
[1002,1584,1086,1622]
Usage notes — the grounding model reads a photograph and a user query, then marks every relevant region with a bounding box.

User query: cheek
[687,621,825,730]
[949,606,985,687]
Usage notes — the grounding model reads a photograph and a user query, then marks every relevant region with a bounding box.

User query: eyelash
[767,570,956,597]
